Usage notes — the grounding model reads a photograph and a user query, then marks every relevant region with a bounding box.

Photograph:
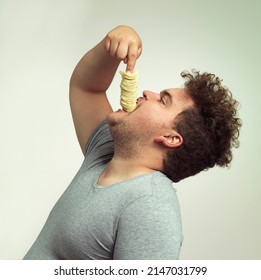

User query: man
[23,26,241,260]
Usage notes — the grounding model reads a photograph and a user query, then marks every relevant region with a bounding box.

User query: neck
[97,153,160,186]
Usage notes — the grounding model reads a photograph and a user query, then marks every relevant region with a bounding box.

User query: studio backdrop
[1,0,260,259]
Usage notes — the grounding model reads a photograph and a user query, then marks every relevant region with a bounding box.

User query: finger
[116,41,129,61]
[126,43,138,72]
[137,46,142,59]
[109,40,120,57]
[104,37,111,52]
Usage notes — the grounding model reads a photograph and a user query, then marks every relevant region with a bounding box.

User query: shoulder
[83,120,114,169]
[85,120,112,154]
[121,172,180,216]
[114,172,183,260]
[151,171,178,200]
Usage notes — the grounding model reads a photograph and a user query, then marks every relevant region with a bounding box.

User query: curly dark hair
[163,70,242,182]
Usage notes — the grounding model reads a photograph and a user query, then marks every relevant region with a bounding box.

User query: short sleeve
[113,193,183,260]
[83,121,114,170]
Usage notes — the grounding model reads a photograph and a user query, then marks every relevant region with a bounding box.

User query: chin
[107,109,127,126]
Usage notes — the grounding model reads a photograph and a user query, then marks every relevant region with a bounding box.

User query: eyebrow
[160,90,173,105]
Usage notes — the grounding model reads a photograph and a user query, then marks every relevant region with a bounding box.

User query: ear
[154,131,183,148]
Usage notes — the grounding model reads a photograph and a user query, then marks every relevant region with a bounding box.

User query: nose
[142,90,158,100]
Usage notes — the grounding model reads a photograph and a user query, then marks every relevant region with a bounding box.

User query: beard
[107,113,149,159]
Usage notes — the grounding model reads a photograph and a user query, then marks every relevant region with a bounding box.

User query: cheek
[128,104,174,130]
[130,113,164,134]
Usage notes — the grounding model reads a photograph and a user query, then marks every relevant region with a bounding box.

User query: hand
[104,25,142,72]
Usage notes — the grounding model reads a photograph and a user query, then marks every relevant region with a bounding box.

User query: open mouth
[116,109,129,115]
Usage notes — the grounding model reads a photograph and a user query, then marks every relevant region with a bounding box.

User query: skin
[69,25,194,186]
[101,88,194,186]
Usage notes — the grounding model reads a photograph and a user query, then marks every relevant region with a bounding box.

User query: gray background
[1,0,260,259]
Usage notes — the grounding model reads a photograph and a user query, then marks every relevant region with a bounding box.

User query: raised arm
[69,25,142,154]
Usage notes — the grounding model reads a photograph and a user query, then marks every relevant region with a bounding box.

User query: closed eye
[159,97,166,105]
[160,90,172,106]
[159,95,166,105]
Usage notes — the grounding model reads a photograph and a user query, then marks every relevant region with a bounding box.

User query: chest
[49,171,121,259]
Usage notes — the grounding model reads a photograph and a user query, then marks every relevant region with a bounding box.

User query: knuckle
[128,53,136,60]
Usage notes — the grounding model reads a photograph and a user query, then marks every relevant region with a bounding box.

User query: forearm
[70,38,120,93]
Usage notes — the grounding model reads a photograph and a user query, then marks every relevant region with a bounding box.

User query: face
[107,88,194,154]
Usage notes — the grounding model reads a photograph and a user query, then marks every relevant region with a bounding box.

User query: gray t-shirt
[23,121,183,260]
